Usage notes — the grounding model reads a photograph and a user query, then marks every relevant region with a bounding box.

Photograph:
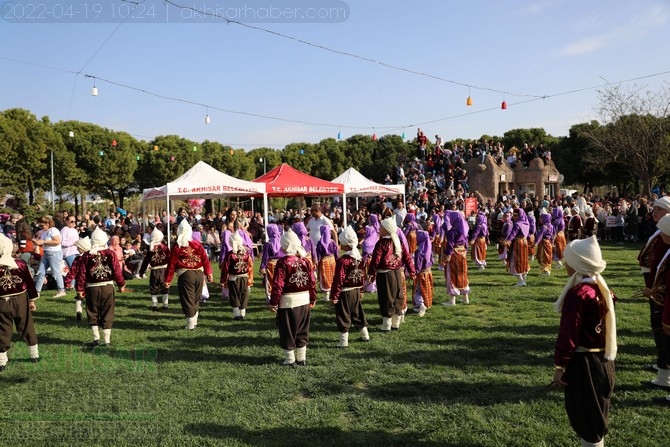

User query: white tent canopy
[142,161,268,246]
[332,167,405,227]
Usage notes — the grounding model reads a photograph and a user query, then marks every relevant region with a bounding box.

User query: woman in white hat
[0,233,40,371]
[269,229,317,366]
[553,236,616,447]
[165,220,213,330]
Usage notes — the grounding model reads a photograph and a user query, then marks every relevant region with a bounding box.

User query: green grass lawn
[0,241,665,446]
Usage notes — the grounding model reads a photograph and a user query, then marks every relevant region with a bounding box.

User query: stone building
[465,155,561,200]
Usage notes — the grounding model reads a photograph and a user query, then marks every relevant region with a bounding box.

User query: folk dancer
[469,212,489,270]
[75,228,126,346]
[567,207,583,242]
[552,206,567,267]
[0,234,39,371]
[269,229,317,366]
[138,227,171,311]
[361,214,380,293]
[536,211,555,276]
[330,226,369,347]
[527,208,537,261]
[260,223,283,305]
[412,230,433,316]
[368,217,415,332]
[553,236,616,447]
[403,213,420,255]
[316,225,339,302]
[220,232,252,320]
[64,237,91,320]
[442,211,470,305]
[165,220,213,330]
[504,207,531,287]
[498,212,512,265]
[638,199,670,387]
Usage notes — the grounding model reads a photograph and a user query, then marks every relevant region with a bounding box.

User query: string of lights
[83,69,670,134]
[1,56,669,143]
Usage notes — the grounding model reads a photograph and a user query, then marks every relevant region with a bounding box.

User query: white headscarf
[149,227,164,251]
[380,216,402,257]
[657,214,670,236]
[230,231,245,253]
[75,237,91,252]
[338,226,361,260]
[89,227,109,255]
[554,236,617,361]
[176,219,192,248]
[280,229,306,257]
[653,196,670,212]
[0,233,18,269]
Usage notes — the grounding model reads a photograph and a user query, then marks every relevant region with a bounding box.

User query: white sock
[162,294,169,306]
[103,329,111,344]
[283,349,295,364]
[28,344,39,359]
[296,346,306,362]
[151,295,158,305]
[233,307,241,318]
[240,308,246,317]
[359,327,370,341]
[91,325,100,340]
[0,351,7,367]
[193,311,199,326]
[75,300,83,313]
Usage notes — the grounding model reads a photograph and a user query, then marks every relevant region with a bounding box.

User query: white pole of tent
[166,195,171,249]
[262,193,269,242]
[342,192,347,228]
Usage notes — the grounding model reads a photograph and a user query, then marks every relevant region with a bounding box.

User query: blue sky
[1,0,669,149]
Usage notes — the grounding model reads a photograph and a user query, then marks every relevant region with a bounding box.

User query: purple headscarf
[318,225,338,258]
[508,208,530,239]
[414,230,433,272]
[266,223,282,255]
[361,225,379,257]
[404,213,420,235]
[448,211,469,240]
[536,213,555,241]
[551,207,565,232]
[369,213,380,232]
[292,221,316,260]
[471,212,489,239]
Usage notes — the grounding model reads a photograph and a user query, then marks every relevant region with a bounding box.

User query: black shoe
[31,357,41,364]
[152,306,158,312]
[86,339,101,347]
[391,327,399,331]
[162,306,169,310]
[281,361,296,367]
[233,316,243,321]
[76,312,82,321]
[295,360,306,367]
[652,396,670,406]
[0,364,5,372]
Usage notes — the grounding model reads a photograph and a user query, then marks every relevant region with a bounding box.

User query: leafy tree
[0,109,65,207]
[582,84,670,196]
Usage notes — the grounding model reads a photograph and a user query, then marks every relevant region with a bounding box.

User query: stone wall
[465,155,561,200]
